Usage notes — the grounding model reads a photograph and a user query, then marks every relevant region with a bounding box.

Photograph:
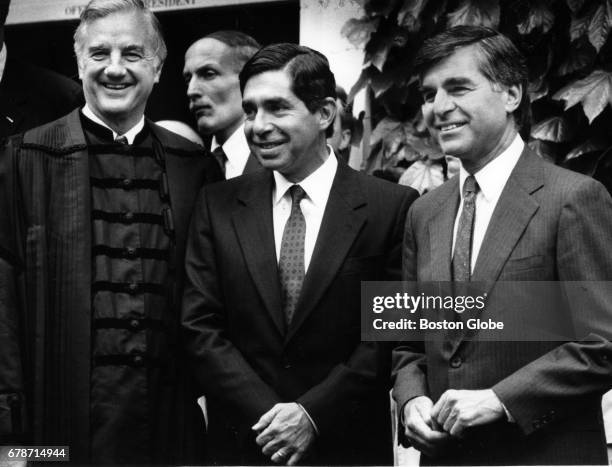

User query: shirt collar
[273,146,338,207]
[458,134,524,202]
[0,44,7,83]
[211,122,250,166]
[82,104,145,144]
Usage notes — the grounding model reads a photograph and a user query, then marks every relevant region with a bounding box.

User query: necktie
[212,146,227,176]
[115,135,129,145]
[279,185,307,326]
[452,175,478,282]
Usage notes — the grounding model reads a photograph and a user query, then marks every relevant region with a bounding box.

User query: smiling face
[242,68,334,182]
[183,38,245,144]
[77,10,162,134]
[420,44,521,173]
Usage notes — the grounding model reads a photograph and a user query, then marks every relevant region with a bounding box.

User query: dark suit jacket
[182,163,418,465]
[0,58,83,139]
[392,147,612,465]
[0,109,221,463]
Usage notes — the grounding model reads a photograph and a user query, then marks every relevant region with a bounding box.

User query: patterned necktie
[279,185,307,326]
[212,146,227,176]
[115,135,129,145]
[452,175,478,281]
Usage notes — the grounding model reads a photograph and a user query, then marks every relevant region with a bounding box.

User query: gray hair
[73,0,167,64]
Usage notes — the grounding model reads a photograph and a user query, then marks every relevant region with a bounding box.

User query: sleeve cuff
[296,403,319,435]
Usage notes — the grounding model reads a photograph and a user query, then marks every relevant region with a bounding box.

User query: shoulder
[347,165,419,204]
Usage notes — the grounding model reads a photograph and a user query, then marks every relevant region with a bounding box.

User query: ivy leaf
[365,40,392,71]
[347,68,370,104]
[341,17,380,47]
[446,0,500,28]
[531,116,574,142]
[556,37,595,76]
[398,160,445,194]
[564,137,608,161]
[404,132,445,161]
[364,0,400,18]
[566,0,586,13]
[553,69,612,123]
[370,69,395,97]
[370,117,402,147]
[528,75,549,102]
[570,10,591,41]
[397,0,429,32]
[587,2,611,52]
[528,139,558,163]
[517,2,554,35]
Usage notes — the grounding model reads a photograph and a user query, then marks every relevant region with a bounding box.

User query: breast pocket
[502,255,545,278]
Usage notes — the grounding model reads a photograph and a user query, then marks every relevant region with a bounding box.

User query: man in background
[184,30,261,178]
[327,85,355,164]
[0,0,83,138]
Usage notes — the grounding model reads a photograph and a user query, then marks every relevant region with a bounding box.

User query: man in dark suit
[184,30,261,178]
[392,26,612,465]
[0,0,220,463]
[0,0,83,138]
[182,43,418,465]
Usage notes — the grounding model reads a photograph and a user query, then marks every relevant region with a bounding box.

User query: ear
[153,58,164,84]
[317,97,337,134]
[339,129,352,150]
[504,83,522,114]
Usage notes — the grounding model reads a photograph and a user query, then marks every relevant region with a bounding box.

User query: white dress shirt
[211,122,250,179]
[272,147,338,272]
[82,104,145,144]
[452,134,524,272]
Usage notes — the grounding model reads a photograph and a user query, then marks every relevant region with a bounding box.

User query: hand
[402,396,450,457]
[431,389,504,437]
[252,402,316,465]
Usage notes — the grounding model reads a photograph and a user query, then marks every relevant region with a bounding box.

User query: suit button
[122,178,133,189]
[125,247,137,258]
[127,282,139,294]
[130,319,141,330]
[450,356,462,368]
[124,211,134,222]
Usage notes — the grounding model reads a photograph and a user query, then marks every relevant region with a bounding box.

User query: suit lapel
[285,164,367,342]
[243,152,262,174]
[232,172,285,335]
[471,148,543,286]
[427,178,459,282]
[454,148,544,349]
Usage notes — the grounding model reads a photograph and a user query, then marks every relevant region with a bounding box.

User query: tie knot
[463,175,477,196]
[115,135,129,145]
[289,184,306,205]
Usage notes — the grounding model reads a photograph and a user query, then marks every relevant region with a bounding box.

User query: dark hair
[415,26,530,138]
[204,30,260,72]
[74,0,167,64]
[239,43,337,137]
